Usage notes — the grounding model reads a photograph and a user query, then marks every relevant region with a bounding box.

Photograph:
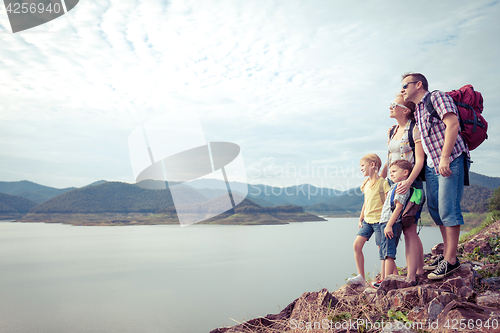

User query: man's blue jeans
[425,154,468,227]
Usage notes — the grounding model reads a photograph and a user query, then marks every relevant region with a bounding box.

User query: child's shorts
[379,222,403,260]
[356,220,382,246]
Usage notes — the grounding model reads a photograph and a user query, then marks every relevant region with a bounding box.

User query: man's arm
[384,201,403,239]
[439,112,460,177]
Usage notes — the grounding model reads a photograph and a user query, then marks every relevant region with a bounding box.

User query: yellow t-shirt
[360,177,391,224]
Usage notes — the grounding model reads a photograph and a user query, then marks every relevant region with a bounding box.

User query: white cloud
[0,0,499,188]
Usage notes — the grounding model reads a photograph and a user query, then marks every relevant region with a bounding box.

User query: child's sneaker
[371,279,383,288]
[347,274,366,286]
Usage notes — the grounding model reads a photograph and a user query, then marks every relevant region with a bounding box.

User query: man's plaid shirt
[415,91,469,173]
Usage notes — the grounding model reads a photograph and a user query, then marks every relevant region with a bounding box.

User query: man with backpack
[400,72,470,280]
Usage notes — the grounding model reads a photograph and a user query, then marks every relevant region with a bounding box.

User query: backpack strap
[408,120,416,155]
[424,92,441,134]
[389,187,398,211]
[389,125,397,140]
[407,119,426,181]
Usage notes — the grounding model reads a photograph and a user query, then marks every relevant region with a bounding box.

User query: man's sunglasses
[402,81,418,89]
[390,102,408,110]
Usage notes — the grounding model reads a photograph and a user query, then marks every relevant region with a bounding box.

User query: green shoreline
[15,211,326,226]
[8,211,485,229]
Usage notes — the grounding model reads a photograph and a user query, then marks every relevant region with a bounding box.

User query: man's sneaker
[428,258,461,280]
[347,274,366,286]
[423,255,444,271]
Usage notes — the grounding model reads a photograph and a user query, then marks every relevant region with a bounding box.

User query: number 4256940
[443,318,498,330]
[6,2,62,14]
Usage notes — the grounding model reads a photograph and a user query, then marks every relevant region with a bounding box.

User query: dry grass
[220,286,422,333]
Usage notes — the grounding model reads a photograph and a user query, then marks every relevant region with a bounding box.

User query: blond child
[348,154,391,286]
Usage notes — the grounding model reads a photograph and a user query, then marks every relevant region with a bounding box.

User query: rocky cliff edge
[210,221,500,333]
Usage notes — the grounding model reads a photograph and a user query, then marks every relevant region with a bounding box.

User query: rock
[209,298,298,333]
[362,287,377,303]
[469,221,500,242]
[457,285,475,301]
[209,221,500,333]
[385,287,423,309]
[432,243,444,255]
[377,275,414,295]
[333,282,366,296]
[428,294,453,322]
[439,276,466,293]
[417,286,440,305]
[484,277,500,292]
[477,291,500,308]
[407,305,428,324]
[290,288,338,322]
[463,239,493,256]
[434,300,500,333]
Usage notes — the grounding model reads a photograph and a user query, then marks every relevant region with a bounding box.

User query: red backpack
[426,85,488,150]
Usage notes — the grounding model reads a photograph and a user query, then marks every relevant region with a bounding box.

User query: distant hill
[305,187,363,212]
[469,171,500,190]
[244,196,277,207]
[30,182,206,214]
[159,193,303,215]
[303,202,347,212]
[247,183,341,206]
[84,180,108,187]
[0,180,76,204]
[461,184,494,213]
[304,173,499,214]
[138,179,342,206]
[0,192,38,214]
[2,170,498,214]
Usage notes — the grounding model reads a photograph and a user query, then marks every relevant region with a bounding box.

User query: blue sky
[1,0,499,191]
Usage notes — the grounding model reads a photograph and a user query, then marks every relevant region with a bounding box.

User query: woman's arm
[396,141,424,194]
[380,162,388,179]
[396,129,425,194]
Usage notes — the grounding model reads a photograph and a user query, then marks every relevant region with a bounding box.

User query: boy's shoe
[371,279,383,288]
[423,255,444,271]
[347,274,366,286]
[428,258,461,280]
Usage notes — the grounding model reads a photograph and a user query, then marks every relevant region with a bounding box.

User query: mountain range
[0,171,498,216]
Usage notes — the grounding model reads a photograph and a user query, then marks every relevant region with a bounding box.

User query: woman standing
[381,93,425,284]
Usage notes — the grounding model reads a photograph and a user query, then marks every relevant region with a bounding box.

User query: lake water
[0,219,447,333]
